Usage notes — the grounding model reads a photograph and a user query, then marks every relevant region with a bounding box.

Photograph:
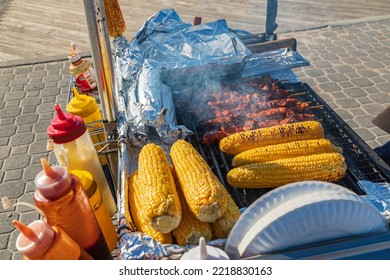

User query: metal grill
[175,81,390,209]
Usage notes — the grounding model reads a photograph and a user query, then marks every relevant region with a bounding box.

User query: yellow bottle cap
[70,170,97,198]
[66,87,99,118]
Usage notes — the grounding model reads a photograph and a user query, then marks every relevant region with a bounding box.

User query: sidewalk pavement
[1,18,390,260]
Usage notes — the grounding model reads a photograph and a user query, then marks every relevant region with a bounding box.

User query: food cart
[78,0,390,260]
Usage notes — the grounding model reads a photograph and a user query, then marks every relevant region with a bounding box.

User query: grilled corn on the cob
[232,138,342,167]
[172,179,213,246]
[128,172,173,244]
[220,121,325,155]
[104,0,126,38]
[227,152,347,188]
[211,194,241,239]
[137,143,182,233]
[170,140,229,222]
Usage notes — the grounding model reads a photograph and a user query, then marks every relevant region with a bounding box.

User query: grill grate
[175,81,390,208]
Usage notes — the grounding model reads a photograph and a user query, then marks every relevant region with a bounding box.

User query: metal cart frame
[80,0,390,260]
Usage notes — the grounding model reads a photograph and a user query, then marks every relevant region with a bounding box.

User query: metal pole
[265,0,278,41]
[82,0,118,122]
[82,0,119,191]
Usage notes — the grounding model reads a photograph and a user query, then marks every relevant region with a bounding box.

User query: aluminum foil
[114,9,251,143]
[358,180,390,220]
[242,48,309,80]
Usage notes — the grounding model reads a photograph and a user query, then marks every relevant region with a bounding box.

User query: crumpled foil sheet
[114,9,251,144]
[358,180,390,220]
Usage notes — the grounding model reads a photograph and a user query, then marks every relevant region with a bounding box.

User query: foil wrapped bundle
[114,9,251,143]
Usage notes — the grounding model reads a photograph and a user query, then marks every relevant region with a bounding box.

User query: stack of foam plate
[225,181,389,259]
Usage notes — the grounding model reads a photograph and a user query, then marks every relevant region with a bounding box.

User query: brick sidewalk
[1,19,390,260]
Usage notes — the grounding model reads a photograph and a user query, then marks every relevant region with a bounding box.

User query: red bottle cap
[47,104,87,144]
[35,158,72,199]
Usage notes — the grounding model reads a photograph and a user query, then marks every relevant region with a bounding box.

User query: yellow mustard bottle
[66,87,108,167]
[71,169,118,252]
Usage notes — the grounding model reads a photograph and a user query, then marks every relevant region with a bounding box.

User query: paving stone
[40,87,60,97]
[25,91,40,97]
[33,119,52,133]
[20,96,42,107]
[0,212,18,234]
[356,96,372,105]
[352,127,376,141]
[363,61,386,69]
[0,251,12,260]
[361,103,388,116]
[9,133,34,146]
[351,77,374,87]
[0,107,21,118]
[0,74,15,83]
[9,78,29,87]
[4,170,23,181]
[0,86,10,95]
[376,82,390,93]
[22,106,37,114]
[28,140,50,155]
[10,145,28,155]
[14,66,33,74]
[23,162,45,181]
[0,146,11,160]
[43,74,62,83]
[24,82,44,91]
[368,93,390,103]
[16,124,33,133]
[0,118,14,126]
[2,154,31,171]
[15,113,38,125]
[4,91,25,101]
[46,62,65,70]
[0,125,17,138]
[28,70,47,79]
[318,82,342,92]
[343,87,367,98]
[0,235,9,250]
[16,193,36,213]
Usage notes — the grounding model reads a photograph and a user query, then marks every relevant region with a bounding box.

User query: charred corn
[232,138,342,167]
[227,152,347,188]
[220,121,325,155]
[211,194,241,239]
[170,140,228,222]
[172,174,212,246]
[137,143,182,233]
[128,172,173,244]
[104,0,126,38]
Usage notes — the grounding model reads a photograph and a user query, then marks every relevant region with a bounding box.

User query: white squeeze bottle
[47,104,116,216]
[180,237,230,260]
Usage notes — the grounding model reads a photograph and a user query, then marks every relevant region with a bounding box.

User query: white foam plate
[225,181,354,259]
[229,188,388,259]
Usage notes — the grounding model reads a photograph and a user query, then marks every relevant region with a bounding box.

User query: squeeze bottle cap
[66,87,99,118]
[47,104,87,144]
[35,158,72,199]
[13,220,55,259]
[180,237,230,260]
[70,170,97,198]
[68,42,81,63]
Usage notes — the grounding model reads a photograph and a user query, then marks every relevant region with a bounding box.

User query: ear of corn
[227,152,347,188]
[211,194,241,239]
[232,138,342,167]
[219,121,325,155]
[128,172,173,244]
[172,172,213,246]
[170,140,229,222]
[137,143,182,233]
[104,0,126,38]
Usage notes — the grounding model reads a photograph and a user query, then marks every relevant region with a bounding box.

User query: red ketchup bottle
[33,158,113,260]
[13,220,93,260]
